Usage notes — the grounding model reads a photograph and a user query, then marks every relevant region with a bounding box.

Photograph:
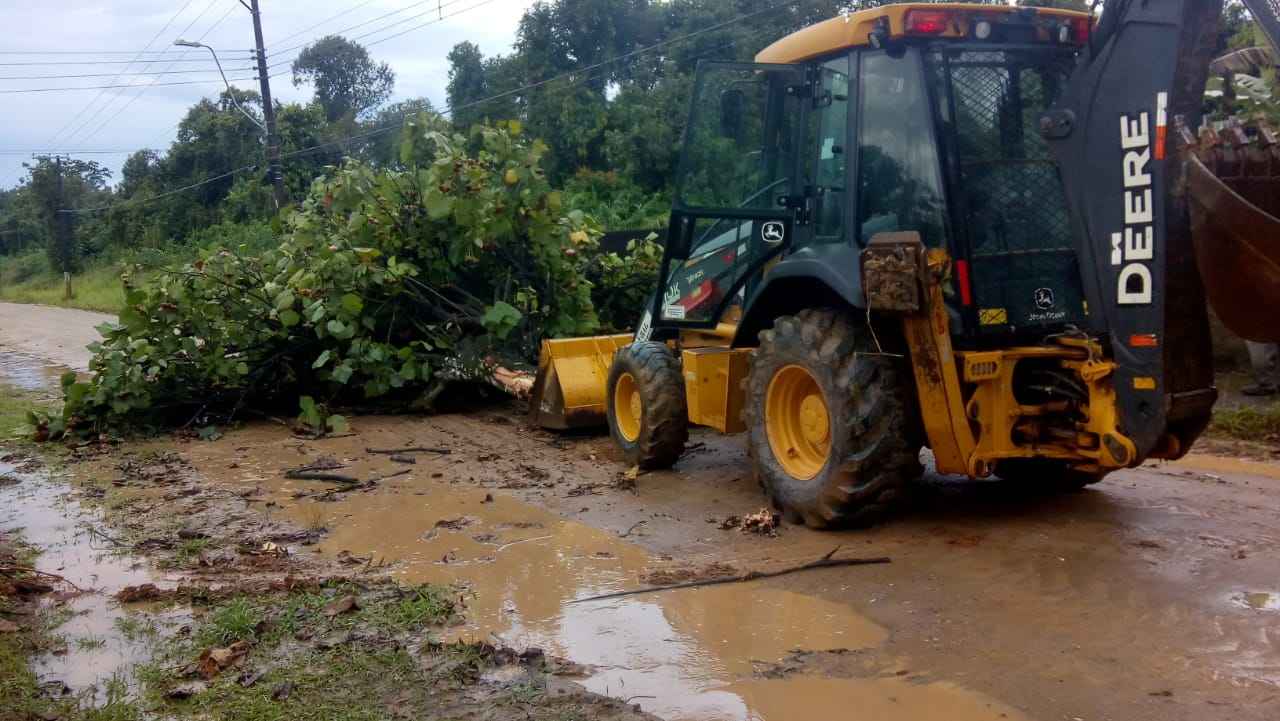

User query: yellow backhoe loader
[531,0,1280,527]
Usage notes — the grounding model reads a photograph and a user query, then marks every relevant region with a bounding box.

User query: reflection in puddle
[1232,591,1280,611]
[0,350,69,392]
[0,461,171,702]
[190,433,1022,721]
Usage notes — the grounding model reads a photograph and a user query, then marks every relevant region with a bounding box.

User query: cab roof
[756,2,1091,64]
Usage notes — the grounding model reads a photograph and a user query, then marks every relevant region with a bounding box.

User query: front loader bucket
[1185,121,1280,343]
[529,334,633,430]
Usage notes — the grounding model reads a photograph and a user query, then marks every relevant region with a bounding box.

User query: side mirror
[719,88,745,142]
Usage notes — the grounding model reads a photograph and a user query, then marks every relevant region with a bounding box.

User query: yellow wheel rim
[614,372,643,442]
[765,365,831,481]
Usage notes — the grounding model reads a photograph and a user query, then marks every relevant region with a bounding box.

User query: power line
[0,48,243,55]
[0,150,158,155]
[72,1,246,150]
[44,0,204,148]
[283,0,803,160]
[0,76,261,94]
[62,0,808,214]
[0,67,257,81]
[268,0,382,48]
[269,0,445,56]
[60,164,259,215]
[0,57,253,67]
[265,0,498,73]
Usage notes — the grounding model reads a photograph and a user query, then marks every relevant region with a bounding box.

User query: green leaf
[119,307,147,332]
[326,319,352,339]
[312,350,332,369]
[274,289,296,311]
[279,309,301,327]
[332,363,353,384]
[340,293,364,315]
[480,301,523,340]
[327,415,349,434]
[197,425,222,441]
[425,191,454,220]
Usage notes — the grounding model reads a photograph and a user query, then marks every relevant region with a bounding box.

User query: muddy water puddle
[192,430,1026,721]
[0,459,179,702]
[0,349,72,393]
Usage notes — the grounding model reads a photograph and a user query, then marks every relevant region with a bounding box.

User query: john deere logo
[761,221,785,243]
[1033,287,1056,310]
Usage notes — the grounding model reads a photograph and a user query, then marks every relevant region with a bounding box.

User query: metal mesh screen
[932,49,1087,331]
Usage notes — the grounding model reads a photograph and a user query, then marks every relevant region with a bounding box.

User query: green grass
[0,385,52,440]
[1209,402,1280,442]
[0,253,132,313]
[195,597,264,648]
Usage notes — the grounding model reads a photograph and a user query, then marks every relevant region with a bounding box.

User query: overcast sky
[0,0,537,188]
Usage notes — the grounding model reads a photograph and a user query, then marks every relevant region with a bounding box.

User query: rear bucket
[529,334,633,430]
[1186,122,1280,343]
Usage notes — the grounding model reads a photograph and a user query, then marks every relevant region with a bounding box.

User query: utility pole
[247,0,288,209]
[36,154,74,299]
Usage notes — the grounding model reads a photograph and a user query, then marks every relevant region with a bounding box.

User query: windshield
[675,65,800,211]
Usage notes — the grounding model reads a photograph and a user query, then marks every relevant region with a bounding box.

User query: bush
[55,122,602,434]
[0,251,49,286]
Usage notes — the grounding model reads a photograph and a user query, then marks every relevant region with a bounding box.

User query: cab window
[856,49,947,247]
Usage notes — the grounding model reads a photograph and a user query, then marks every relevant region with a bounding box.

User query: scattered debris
[285,470,361,484]
[389,454,417,464]
[323,594,360,617]
[435,516,477,531]
[366,446,451,455]
[569,547,890,604]
[195,640,251,679]
[166,681,209,699]
[717,515,742,530]
[741,508,780,536]
[117,583,164,603]
[641,561,738,586]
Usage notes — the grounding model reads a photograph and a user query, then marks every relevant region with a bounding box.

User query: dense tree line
[0,0,1261,276]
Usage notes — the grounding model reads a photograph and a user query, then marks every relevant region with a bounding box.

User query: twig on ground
[568,547,889,604]
[0,565,86,592]
[86,525,128,547]
[368,469,411,483]
[365,446,451,455]
[619,520,647,538]
[284,471,361,484]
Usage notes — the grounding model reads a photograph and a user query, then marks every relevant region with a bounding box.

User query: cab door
[646,62,808,338]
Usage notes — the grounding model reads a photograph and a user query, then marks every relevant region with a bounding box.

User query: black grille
[932,49,1088,332]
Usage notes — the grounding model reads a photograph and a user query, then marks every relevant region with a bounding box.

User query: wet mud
[174,413,1280,721]
[0,459,173,702]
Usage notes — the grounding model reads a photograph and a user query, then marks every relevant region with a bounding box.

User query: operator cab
[653,3,1094,346]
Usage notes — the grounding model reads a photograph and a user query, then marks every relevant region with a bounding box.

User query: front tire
[607,342,689,469]
[746,309,922,528]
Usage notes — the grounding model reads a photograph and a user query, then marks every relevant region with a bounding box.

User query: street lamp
[173,39,265,132]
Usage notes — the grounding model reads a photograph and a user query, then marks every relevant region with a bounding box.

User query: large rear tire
[746,309,922,528]
[607,342,689,470]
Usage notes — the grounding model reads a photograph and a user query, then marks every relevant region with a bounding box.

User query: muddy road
[2,311,1279,720]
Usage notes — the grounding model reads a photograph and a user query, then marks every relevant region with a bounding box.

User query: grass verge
[1208,403,1280,444]
[0,261,128,314]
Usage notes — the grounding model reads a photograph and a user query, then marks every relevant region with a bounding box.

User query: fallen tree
[47,120,608,437]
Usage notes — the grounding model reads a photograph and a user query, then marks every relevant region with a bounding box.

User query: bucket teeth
[1182,112,1280,342]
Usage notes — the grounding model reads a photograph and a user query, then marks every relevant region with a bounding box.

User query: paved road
[0,301,113,372]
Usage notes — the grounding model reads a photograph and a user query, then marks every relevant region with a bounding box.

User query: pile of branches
[48,121,605,437]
